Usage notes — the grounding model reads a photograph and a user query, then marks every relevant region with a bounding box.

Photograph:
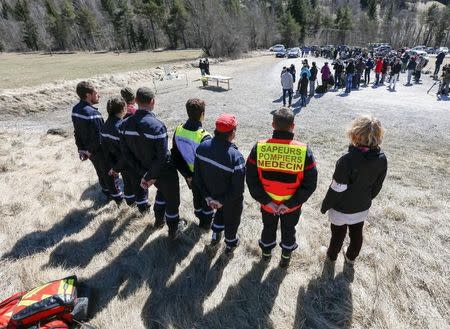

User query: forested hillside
[0,0,449,56]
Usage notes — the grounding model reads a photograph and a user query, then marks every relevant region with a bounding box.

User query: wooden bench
[203,75,233,90]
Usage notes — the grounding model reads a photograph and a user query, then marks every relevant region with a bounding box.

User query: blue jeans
[345,74,353,93]
[282,89,293,106]
[301,94,307,106]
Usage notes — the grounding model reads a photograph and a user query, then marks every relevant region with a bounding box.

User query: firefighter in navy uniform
[119,87,185,238]
[171,98,213,230]
[100,97,143,207]
[246,107,317,267]
[71,81,122,203]
[194,114,245,254]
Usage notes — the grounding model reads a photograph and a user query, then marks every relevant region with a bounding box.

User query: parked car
[275,48,287,58]
[425,47,435,54]
[287,47,300,58]
[269,44,285,52]
[374,45,392,55]
[407,49,429,58]
[412,45,427,52]
[435,47,449,54]
[368,43,389,51]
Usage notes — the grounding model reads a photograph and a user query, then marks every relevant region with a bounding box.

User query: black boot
[210,231,222,247]
[262,251,272,262]
[279,251,291,268]
[154,216,165,229]
[168,219,187,240]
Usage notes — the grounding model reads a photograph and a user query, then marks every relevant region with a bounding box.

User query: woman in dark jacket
[321,116,387,267]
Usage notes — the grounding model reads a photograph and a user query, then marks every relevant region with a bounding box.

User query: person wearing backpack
[321,116,387,268]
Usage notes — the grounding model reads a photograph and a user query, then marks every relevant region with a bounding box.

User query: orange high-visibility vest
[256,139,307,214]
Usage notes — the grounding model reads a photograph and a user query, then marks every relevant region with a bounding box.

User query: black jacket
[436,52,445,65]
[101,116,126,172]
[345,62,355,74]
[309,66,318,81]
[391,63,402,75]
[246,130,318,209]
[321,145,387,214]
[407,60,417,70]
[119,109,171,180]
[171,119,211,179]
[71,100,104,154]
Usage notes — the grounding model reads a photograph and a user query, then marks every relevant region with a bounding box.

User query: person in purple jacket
[321,62,332,91]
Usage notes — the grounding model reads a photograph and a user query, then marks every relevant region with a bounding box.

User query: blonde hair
[347,115,384,148]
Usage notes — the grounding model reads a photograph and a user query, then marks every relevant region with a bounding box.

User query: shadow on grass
[1,184,107,261]
[141,257,288,328]
[84,224,201,317]
[43,212,136,269]
[195,260,287,329]
[293,261,353,329]
[141,245,227,328]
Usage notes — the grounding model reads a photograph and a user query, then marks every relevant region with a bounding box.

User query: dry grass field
[0,53,449,329]
[0,49,202,89]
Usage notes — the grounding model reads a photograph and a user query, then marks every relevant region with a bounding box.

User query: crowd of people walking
[72,81,387,269]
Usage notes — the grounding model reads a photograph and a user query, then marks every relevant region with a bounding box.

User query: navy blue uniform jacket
[119,109,170,180]
[100,116,126,172]
[194,138,245,205]
[71,100,104,154]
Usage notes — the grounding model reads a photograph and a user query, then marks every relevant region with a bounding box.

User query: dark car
[276,48,287,58]
[287,47,300,58]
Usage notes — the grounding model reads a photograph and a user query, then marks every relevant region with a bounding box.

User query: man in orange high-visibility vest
[246,107,318,268]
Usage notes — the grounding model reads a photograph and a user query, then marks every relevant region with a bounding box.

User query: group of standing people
[199,58,210,76]
[280,60,318,107]
[281,48,448,102]
[72,81,387,269]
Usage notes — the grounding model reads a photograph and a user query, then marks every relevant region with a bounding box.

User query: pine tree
[368,0,377,21]
[75,4,100,50]
[0,39,4,52]
[138,0,165,49]
[166,0,189,49]
[101,0,116,17]
[137,23,149,50]
[279,11,301,47]
[360,0,369,10]
[288,0,310,42]
[2,1,11,19]
[23,18,40,50]
[14,0,29,21]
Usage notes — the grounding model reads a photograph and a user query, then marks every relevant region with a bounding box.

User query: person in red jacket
[246,107,318,268]
[374,57,383,86]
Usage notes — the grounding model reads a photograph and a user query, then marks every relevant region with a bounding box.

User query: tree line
[0,0,449,56]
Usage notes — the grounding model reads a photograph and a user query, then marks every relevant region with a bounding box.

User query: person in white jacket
[281,67,294,107]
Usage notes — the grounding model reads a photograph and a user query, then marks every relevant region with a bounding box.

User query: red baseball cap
[215,113,237,133]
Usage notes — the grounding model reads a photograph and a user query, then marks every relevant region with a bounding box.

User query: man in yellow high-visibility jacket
[171,98,213,230]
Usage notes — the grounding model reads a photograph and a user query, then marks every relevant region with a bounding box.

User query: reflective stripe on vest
[256,139,307,213]
[174,125,210,172]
